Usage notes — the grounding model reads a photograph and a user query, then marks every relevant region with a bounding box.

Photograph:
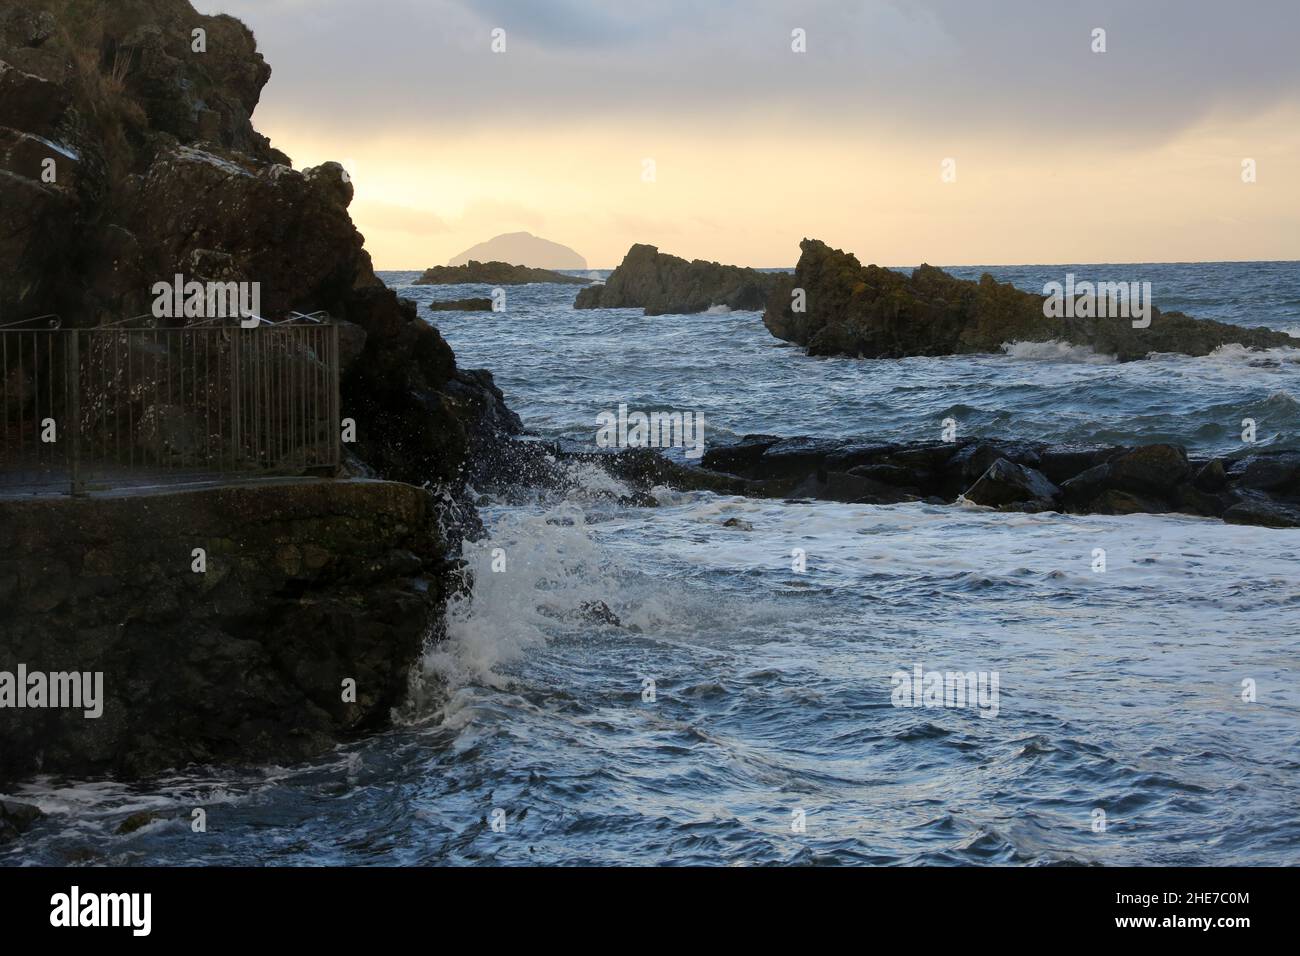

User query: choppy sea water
[4,262,1299,866]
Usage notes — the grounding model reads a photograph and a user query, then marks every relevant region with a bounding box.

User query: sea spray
[422,498,624,691]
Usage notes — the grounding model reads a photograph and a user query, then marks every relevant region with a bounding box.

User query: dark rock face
[414,261,590,286]
[0,0,520,487]
[964,459,1060,508]
[634,435,1300,527]
[763,239,1295,361]
[575,244,781,315]
[0,480,449,784]
[428,298,494,312]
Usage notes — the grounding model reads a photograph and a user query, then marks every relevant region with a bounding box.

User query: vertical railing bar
[154,327,161,472]
[45,331,53,468]
[330,322,339,473]
[19,333,27,453]
[2,333,9,449]
[69,331,82,496]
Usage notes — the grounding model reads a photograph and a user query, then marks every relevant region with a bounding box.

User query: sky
[193,0,1300,269]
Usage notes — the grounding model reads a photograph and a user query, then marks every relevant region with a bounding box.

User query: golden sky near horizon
[196,1,1300,270]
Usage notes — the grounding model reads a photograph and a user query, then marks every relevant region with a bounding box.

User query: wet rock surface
[575,243,781,315]
[0,480,450,785]
[606,435,1300,528]
[763,239,1294,361]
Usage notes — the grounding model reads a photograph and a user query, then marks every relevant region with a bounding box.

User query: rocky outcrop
[763,239,1295,360]
[0,799,43,842]
[0,0,520,487]
[575,244,781,315]
[613,434,1300,527]
[0,480,451,784]
[428,298,494,312]
[448,232,586,270]
[414,261,590,286]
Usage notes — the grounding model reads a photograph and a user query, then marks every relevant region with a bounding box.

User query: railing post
[67,330,85,496]
[230,326,242,466]
[329,320,341,475]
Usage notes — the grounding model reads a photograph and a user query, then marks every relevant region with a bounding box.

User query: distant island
[414,261,592,285]
[447,232,587,270]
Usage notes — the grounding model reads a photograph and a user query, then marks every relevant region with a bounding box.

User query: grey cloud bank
[194,0,1300,139]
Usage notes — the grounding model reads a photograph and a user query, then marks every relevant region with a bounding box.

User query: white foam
[1000,340,1117,364]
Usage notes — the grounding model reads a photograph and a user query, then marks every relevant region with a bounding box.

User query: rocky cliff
[0,0,520,487]
[763,239,1294,361]
[574,244,781,315]
[0,0,530,787]
[0,480,449,783]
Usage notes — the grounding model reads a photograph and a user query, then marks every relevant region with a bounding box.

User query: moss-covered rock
[575,244,780,315]
[764,239,1294,360]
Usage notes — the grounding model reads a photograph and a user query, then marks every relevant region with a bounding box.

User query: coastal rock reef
[574,243,781,315]
[763,239,1294,361]
[675,435,1300,528]
[414,261,590,286]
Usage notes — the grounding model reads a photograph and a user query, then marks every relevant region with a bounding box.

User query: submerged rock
[414,261,590,285]
[428,298,494,312]
[116,810,162,835]
[763,239,1294,361]
[574,243,781,315]
[0,799,43,843]
[578,600,623,627]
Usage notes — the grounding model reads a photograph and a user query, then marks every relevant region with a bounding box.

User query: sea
[4,260,1299,866]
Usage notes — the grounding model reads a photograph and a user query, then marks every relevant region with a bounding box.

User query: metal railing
[0,315,341,495]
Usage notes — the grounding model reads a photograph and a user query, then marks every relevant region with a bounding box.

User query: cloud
[196,0,1300,143]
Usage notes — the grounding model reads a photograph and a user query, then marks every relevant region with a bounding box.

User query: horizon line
[373,256,1300,272]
